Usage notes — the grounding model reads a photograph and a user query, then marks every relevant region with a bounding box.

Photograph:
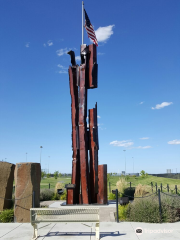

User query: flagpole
[82,1,84,45]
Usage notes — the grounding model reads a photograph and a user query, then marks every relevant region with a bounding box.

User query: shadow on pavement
[41,231,125,238]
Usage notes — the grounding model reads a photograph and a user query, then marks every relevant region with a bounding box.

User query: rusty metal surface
[97,165,107,204]
[66,188,74,205]
[67,44,107,205]
[79,194,82,204]
[89,104,99,203]
[88,44,98,89]
[68,66,80,204]
[79,64,89,204]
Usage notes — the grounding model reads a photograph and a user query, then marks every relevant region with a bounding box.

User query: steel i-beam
[89,103,99,203]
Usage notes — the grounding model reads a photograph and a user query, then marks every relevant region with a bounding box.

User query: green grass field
[108,175,180,193]
[40,177,72,189]
[41,175,180,194]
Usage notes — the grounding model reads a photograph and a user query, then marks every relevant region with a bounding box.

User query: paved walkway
[0,222,180,239]
[1,201,179,239]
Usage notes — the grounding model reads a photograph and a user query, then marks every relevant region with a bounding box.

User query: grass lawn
[40,175,180,194]
[40,177,72,189]
[108,175,180,193]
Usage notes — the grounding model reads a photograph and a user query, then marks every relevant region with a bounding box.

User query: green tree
[47,173,50,178]
[58,172,62,178]
[107,173,110,183]
[140,170,146,178]
[54,171,59,179]
[41,171,46,178]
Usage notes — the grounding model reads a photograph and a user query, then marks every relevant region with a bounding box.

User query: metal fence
[113,188,180,223]
[108,181,180,195]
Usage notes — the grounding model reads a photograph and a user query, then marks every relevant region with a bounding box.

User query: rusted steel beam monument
[67,43,107,205]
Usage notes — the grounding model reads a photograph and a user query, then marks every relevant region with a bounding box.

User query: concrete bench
[30,207,100,239]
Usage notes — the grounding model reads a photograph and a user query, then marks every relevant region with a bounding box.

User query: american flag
[84,9,98,46]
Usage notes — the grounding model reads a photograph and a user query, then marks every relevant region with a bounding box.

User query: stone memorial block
[0,162,15,211]
[14,162,41,222]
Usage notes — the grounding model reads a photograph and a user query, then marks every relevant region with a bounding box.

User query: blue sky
[0,0,179,174]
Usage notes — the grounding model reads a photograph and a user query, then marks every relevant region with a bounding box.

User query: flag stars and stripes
[84,9,98,46]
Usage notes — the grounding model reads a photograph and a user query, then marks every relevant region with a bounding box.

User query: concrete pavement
[1,201,180,239]
[0,221,180,240]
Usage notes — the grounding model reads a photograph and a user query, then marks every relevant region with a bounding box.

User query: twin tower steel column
[67,44,107,205]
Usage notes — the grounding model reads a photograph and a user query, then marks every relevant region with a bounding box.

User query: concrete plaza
[0,201,180,239]
[0,221,180,240]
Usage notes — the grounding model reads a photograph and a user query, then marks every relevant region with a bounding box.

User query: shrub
[0,209,14,223]
[40,189,54,201]
[118,204,128,221]
[160,193,180,222]
[51,182,65,200]
[126,193,180,223]
[125,175,130,181]
[134,184,151,197]
[60,190,67,200]
[108,193,116,200]
[116,178,127,196]
[51,193,60,200]
[126,197,160,223]
[54,182,64,194]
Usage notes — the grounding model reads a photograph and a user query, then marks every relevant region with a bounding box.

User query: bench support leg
[95,222,100,240]
[32,224,38,240]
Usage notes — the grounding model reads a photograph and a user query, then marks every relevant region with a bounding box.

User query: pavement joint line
[90,224,93,240]
[0,223,23,239]
[41,223,57,240]
[81,223,93,228]
[38,223,52,230]
[130,222,140,240]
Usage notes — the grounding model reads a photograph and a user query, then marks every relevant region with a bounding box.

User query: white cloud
[25,42,30,48]
[134,146,152,149]
[110,140,134,148]
[57,64,67,70]
[168,140,180,145]
[97,52,105,55]
[58,70,67,74]
[43,43,46,47]
[47,40,53,46]
[97,115,101,118]
[75,56,81,61]
[151,102,173,110]
[57,64,68,74]
[95,25,115,43]
[56,48,69,56]
[140,102,144,104]
[140,137,149,140]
